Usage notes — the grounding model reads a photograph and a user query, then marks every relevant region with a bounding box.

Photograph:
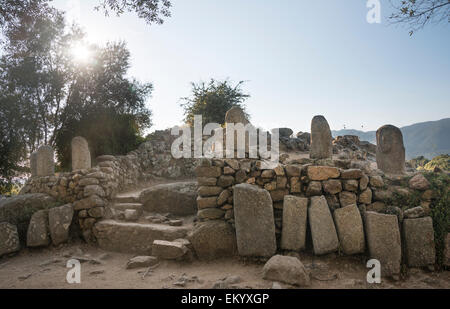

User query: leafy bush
[423,154,449,172]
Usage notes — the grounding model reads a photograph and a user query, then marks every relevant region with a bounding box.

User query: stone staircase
[93,188,195,255]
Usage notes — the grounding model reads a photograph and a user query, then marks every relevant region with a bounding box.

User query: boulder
[369,175,384,188]
[262,255,310,286]
[323,179,342,195]
[408,174,430,191]
[404,206,425,219]
[310,115,333,159]
[278,128,294,138]
[233,184,276,257]
[340,169,363,179]
[225,106,249,125]
[0,222,20,257]
[139,182,197,216]
[48,204,74,246]
[403,217,435,267]
[281,196,308,251]
[307,166,340,181]
[359,188,373,204]
[188,220,237,260]
[364,212,401,276]
[333,204,365,255]
[152,240,188,260]
[308,196,339,255]
[26,210,50,247]
[376,125,405,174]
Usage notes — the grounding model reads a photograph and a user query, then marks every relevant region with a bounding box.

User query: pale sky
[53,0,450,134]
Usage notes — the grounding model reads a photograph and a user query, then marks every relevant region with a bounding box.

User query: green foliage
[408,155,430,169]
[181,79,250,126]
[423,154,450,172]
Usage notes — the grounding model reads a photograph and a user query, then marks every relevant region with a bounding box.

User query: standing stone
[48,204,74,246]
[376,125,405,174]
[333,204,365,255]
[225,106,249,125]
[0,222,20,256]
[403,217,435,267]
[310,115,333,159]
[364,211,401,276]
[27,210,50,247]
[281,196,308,251]
[30,152,38,177]
[233,184,276,257]
[36,145,55,176]
[71,136,91,171]
[308,196,339,255]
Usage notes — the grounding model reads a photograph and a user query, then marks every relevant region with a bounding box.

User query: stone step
[114,196,138,204]
[111,203,143,212]
[93,220,191,255]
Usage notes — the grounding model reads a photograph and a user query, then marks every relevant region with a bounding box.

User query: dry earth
[0,242,448,289]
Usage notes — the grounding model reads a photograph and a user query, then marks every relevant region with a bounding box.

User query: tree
[389,0,450,35]
[181,79,250,126]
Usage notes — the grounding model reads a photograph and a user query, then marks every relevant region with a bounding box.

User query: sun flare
[71,43,91,63]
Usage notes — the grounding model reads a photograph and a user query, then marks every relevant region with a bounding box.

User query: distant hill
[332,118,450,160]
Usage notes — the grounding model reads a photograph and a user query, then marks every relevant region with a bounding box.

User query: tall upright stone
[403,217,435,267]
[30,151,38,177]
[223,107,253,158]
[376,125,405,174]
[281,196,308,251]
[233,184,276,257]
[310,115,333,159]
[308,195,339,255]
[71,136,91,171]
[36,145,55,176]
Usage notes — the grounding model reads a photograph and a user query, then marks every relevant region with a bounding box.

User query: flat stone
[152,240,188,260]
[126,256,159,269]
[323,179,342,195]
[343,179,359,192]
[281,196,308,251]
[339,191,357,207]
[197,208,225,220]
[195,166,222,178]
[48,204,74,246]
[403,217,435,267]
[262,255,310,286]
[26,210,50,247]
[233,184,276,257]
[333,205,365,255]
[306,181,322,196]
[340,169,363,179]
[307,166,340,181]
[196,196,217,209]
[404,206,425,219]
[308,196,339,255]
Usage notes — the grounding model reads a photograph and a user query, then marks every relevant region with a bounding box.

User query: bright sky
[53,0,450,134]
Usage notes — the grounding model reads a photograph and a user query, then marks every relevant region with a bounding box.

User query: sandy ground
[0,242,448,289]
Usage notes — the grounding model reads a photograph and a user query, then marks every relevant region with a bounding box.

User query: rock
[197,208,225,220]
[96,155,116,162]
[84,185,106,198]
[270,189,289,202]
[343,179,359,192]
[340,169,363,179]
[225,106,249,125]
[333,205,365,255]
[197,186,222,197]
[217,190,230,206]
[308,196,339,255]
[359,188,373,204]
[233,184,276,257]
[369,175,384,188]
[372,189,393,202]
[139,182,197,216]
[169,220,183,227]
[36,145,55,176]
[403,217,435,267]
[0,222,20,257]
[364,212,401,276]
[408,174,430,191]
[71,136,91,171]
[404,206,425,219]
[323,179,342,195]
[26,210,50,247]
[272,282,282,289]
[366,202,386,212]
[48,204,74,246]
[285,165,302,177]
[310,115,333,159]
[126,256,159,269]
[281,196,308,251]
[152,240,188,259]
[262,255,310,286]
[339,191,357,207]
[124,209,140,221]
[217,175,235,188]
[197,177,217,186]
[307,166,340,181]
[195,166,222,178]
[196,196,217,209]
[360,174,369,190]
[73,195,105,210]
[0,193,57,241]
[306,181,322,196]
[376,125,405,174]
[278,128,293,137]
[188,220,237,260]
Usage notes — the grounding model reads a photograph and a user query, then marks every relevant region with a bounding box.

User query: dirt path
[0,242,448,289]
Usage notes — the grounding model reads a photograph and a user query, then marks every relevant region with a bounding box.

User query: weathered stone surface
[306,181,322,196]
[48,204,74,246]
[262,255,310,286]
[30,152,38,177]
[71,136,91,171]
[307,166,340,181]
[0,222,20,256]
[0,193,57,241]
[270,189,289,202]
[84,185,106,197]
[285,165,302,177]
[96,155,116,162]
[152,240,188,260]
[73,195,105,210]
[339,191,357,207]
[310,115,333,159]
[364,212,401,276]
[343,179,359,192]
[360,174,369,190]
[278,128,294,137]
[233,184,276,257]
[197,208,225,220]
[359,188,373,204]
[404,206,425,219]
[308,196,339,255]
[188,220,237,260]
[376,125,405,174]
[408,174,430,191]
[225,106,249,125]
[281,196,308,251]
[78,178,99,186]
[26,210,50,247]
[323,179,342,195]
[217,175,235,188]
[403,217,435,267]
[139,182,197,216]
[369,175,384,188]
[126,256,159,269]
[333,205,365,255]
[373,189,393,202]
[93,220,190,254]
[198,177,217,186]
[290,177,301,193]
[217,190,230,206]
[196,196,217,209]
[36,145,55,176]
[340,169,363,179]
[195,166,222,178]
